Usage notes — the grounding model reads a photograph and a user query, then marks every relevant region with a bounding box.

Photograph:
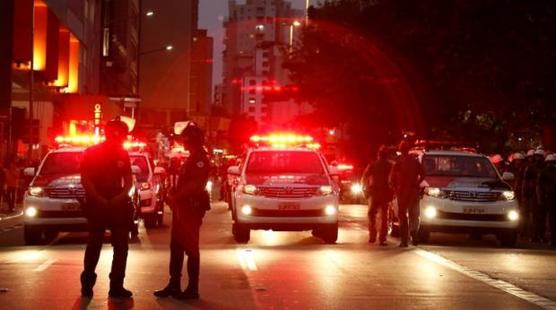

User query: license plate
[463,207,485,214]
[278,203,300,210]
[62,203,81,212]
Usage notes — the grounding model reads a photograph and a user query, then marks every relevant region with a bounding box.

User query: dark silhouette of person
[80,118,133,299]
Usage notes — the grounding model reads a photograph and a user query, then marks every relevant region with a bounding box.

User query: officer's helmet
[105,117,129,142]
[181,122,205,147]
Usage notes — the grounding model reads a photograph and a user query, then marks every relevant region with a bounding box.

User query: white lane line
[236,249,258,271]
[33,258,57,272]
[415,249,556,310]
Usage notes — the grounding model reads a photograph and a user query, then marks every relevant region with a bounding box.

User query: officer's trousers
[368,198,389,243]
[398,192,420,245]
[81,223,129,288]
[169,212,203,290]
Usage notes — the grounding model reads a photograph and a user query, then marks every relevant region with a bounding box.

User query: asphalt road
[0,202,555,309]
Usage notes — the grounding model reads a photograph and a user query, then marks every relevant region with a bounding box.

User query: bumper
[235,195,338,228]
[420,196,520,231]
[23,195,87,231]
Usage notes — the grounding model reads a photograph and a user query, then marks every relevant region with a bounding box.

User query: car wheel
[144,214,157,229]
[233,223,250,243]
[499,230,518,248]
[321,224,338,244]
[24,226,43,245]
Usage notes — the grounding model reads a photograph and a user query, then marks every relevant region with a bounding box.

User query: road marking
[33,258,57,272]
[236,249,258,271]
[415,249,556,310]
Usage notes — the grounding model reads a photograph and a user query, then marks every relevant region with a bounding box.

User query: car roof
[423,150,485,157]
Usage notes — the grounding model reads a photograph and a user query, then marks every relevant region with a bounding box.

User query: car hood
[32,174,82,188]
[245,174,329,186]
[425,176,510,190]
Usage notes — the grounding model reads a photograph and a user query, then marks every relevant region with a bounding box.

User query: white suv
[228,148,340,244]
[418,150,519,246]
[129,152,165,228]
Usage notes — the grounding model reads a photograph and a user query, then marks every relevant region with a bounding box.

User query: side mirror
[154,167,166,175]
[328,166,340,176]
[227,166,241,176]
[131,165,142,175]
[502,172,515,182]
[24,167,36,177]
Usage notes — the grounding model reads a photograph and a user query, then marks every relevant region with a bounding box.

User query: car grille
[46,187,86,199]
[258,187,318,198]
[251,208,325,217]
[436,210,507,221]
[447,191,500,202]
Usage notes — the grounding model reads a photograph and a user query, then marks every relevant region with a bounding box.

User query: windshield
[39,152,82,176]
[130,155,151,182]
[246,151,325,175]
[422,155,498,178]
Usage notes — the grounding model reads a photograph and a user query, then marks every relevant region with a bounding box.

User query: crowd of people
[501,149,556,245]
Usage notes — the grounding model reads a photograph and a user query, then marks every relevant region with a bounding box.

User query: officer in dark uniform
[155,122,210,300]
[80,118,134,299]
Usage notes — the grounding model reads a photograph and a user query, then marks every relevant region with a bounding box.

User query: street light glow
[166,45,173,51]
[145,10,154,17]
[293,20,302,27]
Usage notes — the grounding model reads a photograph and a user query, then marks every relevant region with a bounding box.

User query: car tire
[321,224,338,244]
[24,226,43,245]
[499,230,518,248]
[233,223,250,244]
[144,214,157,229]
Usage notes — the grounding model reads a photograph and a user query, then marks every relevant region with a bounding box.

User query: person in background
[361,145,394,245]
[537,154,556,246]
[4,160,19,213]
[392,141,425,247]
[522,149,546,242]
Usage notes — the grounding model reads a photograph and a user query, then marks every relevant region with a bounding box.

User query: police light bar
[55,134,105,146]
[249,133,320,149]
[337,164,354,171]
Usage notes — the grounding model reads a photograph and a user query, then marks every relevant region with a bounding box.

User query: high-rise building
[139,0,198,127]
[222,0,304,128]
[190,29,213,115]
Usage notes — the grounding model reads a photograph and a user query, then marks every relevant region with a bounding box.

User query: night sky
[199,0,309,85]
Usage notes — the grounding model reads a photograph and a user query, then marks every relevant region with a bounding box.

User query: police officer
[154,122,210,300]
[80,118,134,299]
[537,154,556,246]
[361,145,394,245]
[522,149,546,242]
[392,141,425,247]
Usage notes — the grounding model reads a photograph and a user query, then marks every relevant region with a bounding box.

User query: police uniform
[168,146,210,295]
[80,141,133,294]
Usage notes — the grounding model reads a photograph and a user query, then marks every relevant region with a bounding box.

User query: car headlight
[424,206,437,219]
[425,187,446,198]
[243,184,258,195]
[324,205,337,216]
[206,180,213,192]
[500,190,515,201]
[350,183,363,195]
[320,185,333,195]
[241,205,253,215]
[507,210,519,221]
[25,207,38,217]
[28,186,45,197]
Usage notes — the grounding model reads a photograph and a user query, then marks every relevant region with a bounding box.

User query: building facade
[189,29,214,116]
[222,0,305,129]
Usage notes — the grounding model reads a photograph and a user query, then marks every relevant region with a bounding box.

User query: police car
[417,150,520,247]
[228,134,340,244]
[129,152,166,228]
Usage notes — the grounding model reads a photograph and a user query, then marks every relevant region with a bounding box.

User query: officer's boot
[177,285,200,300]
[154,278,181,298]
[80,272,97,298]
[108,280,133,299]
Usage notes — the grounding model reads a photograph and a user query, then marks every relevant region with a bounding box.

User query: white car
[129,152,165,228]
[228,147,340,244]
[23,147,88,244]
[418,150,519,246]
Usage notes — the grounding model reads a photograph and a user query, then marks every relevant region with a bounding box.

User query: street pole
[28,2,35,161]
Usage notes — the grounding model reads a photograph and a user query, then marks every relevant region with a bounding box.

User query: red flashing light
[250,133,315,148]
[337,164,354,171]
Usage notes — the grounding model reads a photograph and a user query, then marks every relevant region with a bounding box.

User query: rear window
[246,151,325,175]
[39,152,82,176]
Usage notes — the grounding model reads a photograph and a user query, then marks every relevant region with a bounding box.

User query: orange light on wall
[51,29,69,87]
[33,1,48,71]
[63,35,79,93]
